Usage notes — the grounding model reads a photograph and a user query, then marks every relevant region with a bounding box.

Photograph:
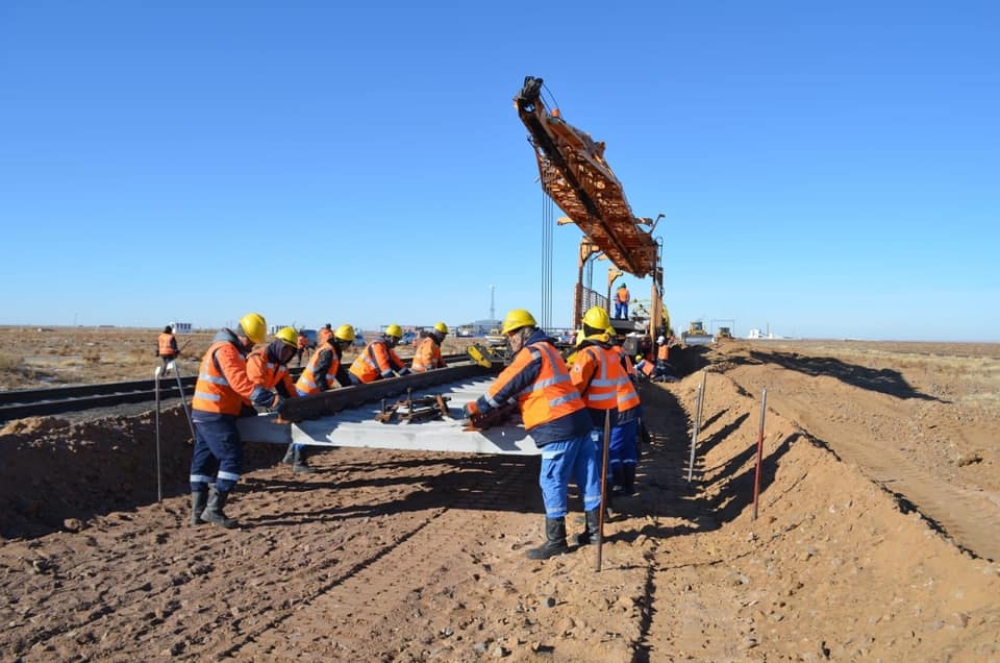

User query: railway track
[0,354,472,422]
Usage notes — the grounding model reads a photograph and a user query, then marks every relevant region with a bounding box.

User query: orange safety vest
[247,348,297,397]
[296,346,342,394]
[487,341,584,431]
[616,286,630,304]
[158,332,177,357]
[411,336,445,373]
[657,343,669,362]
[191,339,258,416]
[570,345,622,412]
[349,339,405,383]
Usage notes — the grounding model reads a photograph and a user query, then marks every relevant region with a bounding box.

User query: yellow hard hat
[575,329,586,347]
[605,324,616,338]
[334,324,355,343]
[275,326,298,348]
[582,306,611,331]
[385,324,403,339]
[433,321,449,335]
[501,309,537,335]
[239,313,267,345]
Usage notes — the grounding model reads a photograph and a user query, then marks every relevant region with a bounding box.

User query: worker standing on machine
[614,283,630,319]
[411,322,449,372]
[463,309,601,560]
[348,324,410,384]
[285,324,356,473]
[189,313,279,529]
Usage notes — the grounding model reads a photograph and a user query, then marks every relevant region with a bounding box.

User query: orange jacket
[657,343,669,362]
[296,345,346,394]
[615,286,630,304]
[191,333,259,416]
[348,337,406,383]
[571,344,622,412]
[157,332,178,357]
[475,330,591,445]
[411,336,445,372]
[247,347,298,398]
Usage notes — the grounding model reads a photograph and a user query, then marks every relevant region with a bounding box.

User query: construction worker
[295,330,309,367]
[614,283,630,319]
[247,326,300,405]
[411,322,448,373]
[348,324,411,384]
[652,335,676,382]
[569,307,639,539]
[463,309,600,560]
[156,325,179,375]
[318,323,334,345]
[189,313,279,529]
[285,324,356,473]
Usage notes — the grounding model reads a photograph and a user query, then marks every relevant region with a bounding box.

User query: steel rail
[0,354,472,422]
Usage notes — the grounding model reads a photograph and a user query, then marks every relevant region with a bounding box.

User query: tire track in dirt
[725,364,1000,562]
[210,453,539,661]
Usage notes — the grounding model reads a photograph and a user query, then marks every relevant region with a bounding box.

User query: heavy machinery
[514,76,670,343]
[682,320,714,346]
[716,326,733,341]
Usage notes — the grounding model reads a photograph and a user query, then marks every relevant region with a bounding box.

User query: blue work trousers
[538,432,602,518]
[608,419,639,473]
[190,414,244,493]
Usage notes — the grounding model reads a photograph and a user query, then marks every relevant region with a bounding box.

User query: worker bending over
[348,324,410,384]
[411,322,449,372]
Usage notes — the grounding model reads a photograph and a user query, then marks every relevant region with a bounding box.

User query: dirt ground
[1,328,999,662]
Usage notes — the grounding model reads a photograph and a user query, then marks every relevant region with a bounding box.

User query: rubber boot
[282,442,295,465]
[610,465,626,495]
[526,517,568,560]
[201,487,238,529]
[621,465,636,496]
[574,508,602,546]
[292,446,316,474]
[190,489,208,526]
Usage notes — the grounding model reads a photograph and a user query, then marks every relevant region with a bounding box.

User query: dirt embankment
[1,338,999,662]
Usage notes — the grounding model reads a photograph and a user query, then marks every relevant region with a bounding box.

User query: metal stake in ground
[596,408,611,572]
[752,388,768,520]
[154,366,164,503]
[687,370,708,483]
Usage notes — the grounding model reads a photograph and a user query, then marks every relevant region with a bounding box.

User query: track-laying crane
[514,76,669,340]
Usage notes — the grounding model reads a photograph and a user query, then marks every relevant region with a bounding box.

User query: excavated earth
[1,334,999,662]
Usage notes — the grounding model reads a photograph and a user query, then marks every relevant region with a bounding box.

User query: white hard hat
[657,335,666,344]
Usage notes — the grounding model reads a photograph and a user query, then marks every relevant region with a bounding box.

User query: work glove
[250,385,278,410]
[463,401,480,420]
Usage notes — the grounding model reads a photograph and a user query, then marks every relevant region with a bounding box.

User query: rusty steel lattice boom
[514,76,659,278]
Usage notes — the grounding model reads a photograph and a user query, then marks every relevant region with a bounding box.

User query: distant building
[171,322,193,334]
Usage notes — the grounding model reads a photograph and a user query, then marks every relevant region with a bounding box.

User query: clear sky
[2,1,997,342]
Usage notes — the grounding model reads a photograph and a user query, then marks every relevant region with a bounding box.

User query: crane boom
[514,76,659,278]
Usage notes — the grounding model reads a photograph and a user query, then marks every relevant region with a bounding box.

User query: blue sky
[2,1,997,341]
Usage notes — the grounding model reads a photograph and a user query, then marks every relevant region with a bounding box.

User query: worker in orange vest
[613,283,630,319]
[189,313,278,529]
[247,327,300,406]
[156,325,179,375]
[463,309,600,560]
[411,322,449,372]
[348,324,410,384]
[284,324,357,473]
[317,323,334,346]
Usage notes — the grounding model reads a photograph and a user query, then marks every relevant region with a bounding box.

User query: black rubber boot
[574,508,602,546]
[292,446,316,474]
[526,518,568,560]
[282,442,295,465]
[201,488,238,529]
[610,465,626,495]
[621,465,636,495]
[190,489,208,526]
